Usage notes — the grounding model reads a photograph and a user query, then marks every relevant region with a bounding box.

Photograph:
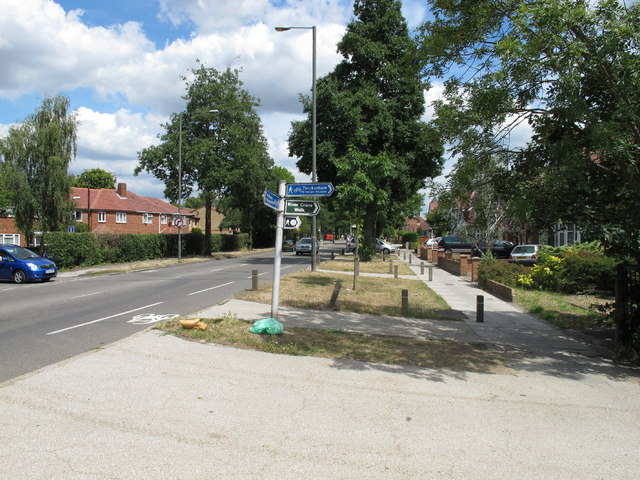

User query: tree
[137,65,274,254]
[287,0,443,247]
[72,168,117,189]
[417,0,640,357]
[1,94,77,247]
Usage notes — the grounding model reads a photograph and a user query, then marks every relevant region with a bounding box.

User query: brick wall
[0,217,25,246]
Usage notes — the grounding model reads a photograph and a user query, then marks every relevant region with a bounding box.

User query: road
[0,246,340,382]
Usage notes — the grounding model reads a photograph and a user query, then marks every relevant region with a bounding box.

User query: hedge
[42,232,251,269]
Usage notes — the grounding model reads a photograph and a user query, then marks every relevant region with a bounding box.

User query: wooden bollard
[401,289,409,315]
[252,269,259,291]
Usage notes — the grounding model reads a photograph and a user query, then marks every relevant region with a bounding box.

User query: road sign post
[284,216,302,229]
[285,182,334,197]
[271,180,286,319]
[285,200,321,216]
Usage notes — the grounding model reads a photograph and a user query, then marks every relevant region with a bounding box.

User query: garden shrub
[478,259,528,288]
[43,232,103,268]
[517,243,617,294]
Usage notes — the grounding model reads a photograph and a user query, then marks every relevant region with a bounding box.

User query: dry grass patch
[157,316,506,373]
[319,256,414,275]
[236,270,460,321]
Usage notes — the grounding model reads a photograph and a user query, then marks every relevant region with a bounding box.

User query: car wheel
[12,269,27,284]
[383,248,390,255]
[445,248,452,254]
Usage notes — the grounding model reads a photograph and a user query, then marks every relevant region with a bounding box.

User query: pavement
[2,247,640,479]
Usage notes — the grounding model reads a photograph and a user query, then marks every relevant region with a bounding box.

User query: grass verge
[319,256,415,275]
[236,270,461,320]
[513,289,611,329]
[156,315,507,373]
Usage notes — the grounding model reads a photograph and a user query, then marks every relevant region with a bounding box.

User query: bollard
[409,253,412,265]
[331,251,335,260]
[401,289,409,315]
[341,248,345,256]
[389,260,393,274]
[403,251,406,260]
[394,265,399,279]
[476,295,484,323]
[421,261,424,275]
[252,269,259,291]
[329,281,342,309]
[428,266,433,282]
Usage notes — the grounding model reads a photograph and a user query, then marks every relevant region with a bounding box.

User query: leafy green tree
[137,65,274,254]
[417,0,640,356]
[1,94,76,247]
[72,168,116,189]
[287,0,443,245]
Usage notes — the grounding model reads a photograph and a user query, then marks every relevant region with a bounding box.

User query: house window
[1,234,20,245]
[142,213,153,224]
[160,214,167,225]
[98,212,106,223]
[72,210,82,221]
[116,212,127,223]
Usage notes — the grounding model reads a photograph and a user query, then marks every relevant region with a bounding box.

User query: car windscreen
[514,246,536,254]
[3,246,40,260]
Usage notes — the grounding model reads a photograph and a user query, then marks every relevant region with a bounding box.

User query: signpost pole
[270,180,286,319]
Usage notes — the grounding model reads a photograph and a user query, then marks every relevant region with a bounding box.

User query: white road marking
[187,282,235,296]
[47,302,164,335]
[71,292,101,299]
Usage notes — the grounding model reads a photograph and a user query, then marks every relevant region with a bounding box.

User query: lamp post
[275,25,317,271]
[177,109,219,262]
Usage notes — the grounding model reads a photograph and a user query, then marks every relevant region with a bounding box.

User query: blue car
[0,245,58,284]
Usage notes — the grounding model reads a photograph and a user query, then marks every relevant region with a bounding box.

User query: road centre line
[246,272,268,279]
[71,292,102,300]
[187,282,235,296]
[47,302,164,335]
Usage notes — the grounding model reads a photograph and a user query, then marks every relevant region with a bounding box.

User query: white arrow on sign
[283,216,301,229]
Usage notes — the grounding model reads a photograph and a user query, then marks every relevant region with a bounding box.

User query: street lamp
[177,109,219,262]
[275,25,318,271]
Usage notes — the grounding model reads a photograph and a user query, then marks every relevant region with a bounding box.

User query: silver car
[509,244,541,265]
[295,237,317,256]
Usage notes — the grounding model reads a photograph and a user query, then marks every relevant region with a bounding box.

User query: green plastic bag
[249,318,284,335]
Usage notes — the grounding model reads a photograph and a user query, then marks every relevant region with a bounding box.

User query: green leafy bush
[43,232,103,268]
[478,259,528,288]
[517,243,617,294]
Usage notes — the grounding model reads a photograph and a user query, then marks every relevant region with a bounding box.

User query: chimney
[117,183,127,197]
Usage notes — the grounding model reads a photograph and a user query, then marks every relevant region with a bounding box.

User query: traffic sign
[284,216,301,229]
[285,199,320,216]
[263,189,281,211]
[286,182,334,197]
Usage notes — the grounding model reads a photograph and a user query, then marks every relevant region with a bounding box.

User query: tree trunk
[614,263,640,362]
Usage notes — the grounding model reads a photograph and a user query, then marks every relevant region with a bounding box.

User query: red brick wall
[0,217,25,246]
[81,212,183,235]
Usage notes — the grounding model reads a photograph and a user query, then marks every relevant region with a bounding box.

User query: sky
[0,0,438,212]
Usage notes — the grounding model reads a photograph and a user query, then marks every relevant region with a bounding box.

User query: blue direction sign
[262,189,281,211]
[286,182,334,197]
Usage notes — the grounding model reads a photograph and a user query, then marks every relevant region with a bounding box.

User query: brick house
[71,183,193,235]
[0,183,194,246]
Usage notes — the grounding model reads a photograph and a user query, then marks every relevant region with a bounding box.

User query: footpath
[1,247,639,480]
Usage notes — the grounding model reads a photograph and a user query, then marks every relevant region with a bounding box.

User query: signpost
[286,182,334,197]
[284,216,301,229]
[285,199,321,216]
[263,189,281,211]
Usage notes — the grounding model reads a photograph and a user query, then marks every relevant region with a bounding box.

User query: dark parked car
[0,245,58,284]
[437,236,475,254]
[471,240,516,259]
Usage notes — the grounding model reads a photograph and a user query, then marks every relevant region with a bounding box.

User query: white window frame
[142,213,153,224]
[98,212,106,223]
[160,214,167,225]
[116,212,127,224]
[0,233,20,245]
[72,210,82,221]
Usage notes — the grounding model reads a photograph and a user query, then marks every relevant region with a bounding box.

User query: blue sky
[0,0,438,209]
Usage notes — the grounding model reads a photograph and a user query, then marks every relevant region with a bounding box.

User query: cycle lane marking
[46,302,163,335]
